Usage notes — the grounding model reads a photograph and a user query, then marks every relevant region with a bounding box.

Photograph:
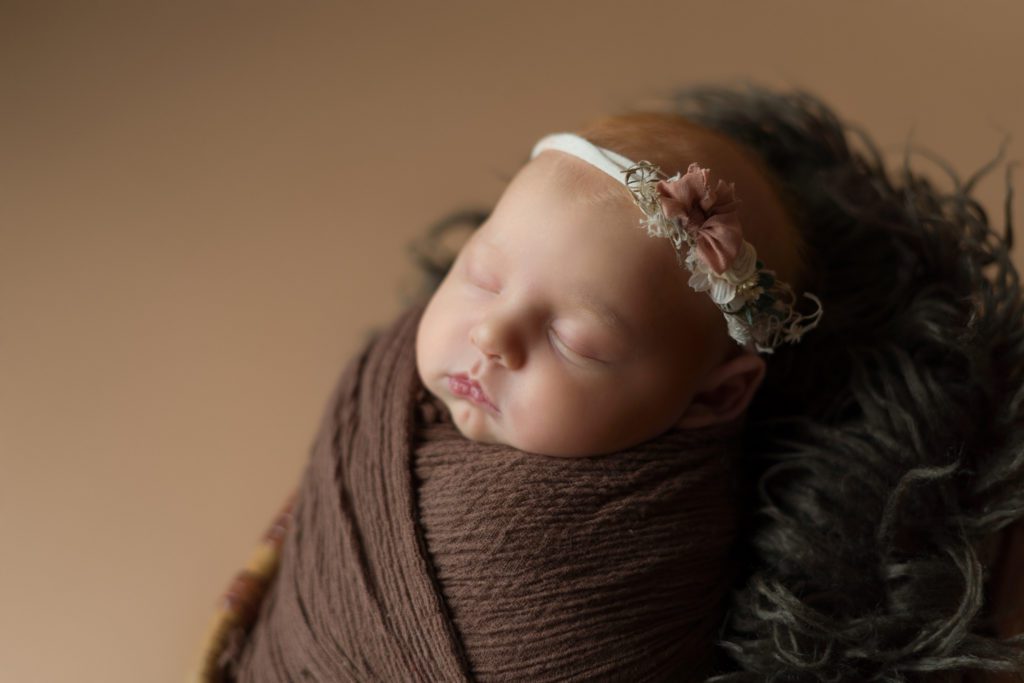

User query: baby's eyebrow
[464,238,501,268]
[571,292,632,338]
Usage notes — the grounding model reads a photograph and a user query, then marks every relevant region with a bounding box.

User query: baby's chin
[444,394,508,446]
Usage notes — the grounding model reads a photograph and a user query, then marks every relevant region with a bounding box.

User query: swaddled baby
[223,113,823,683]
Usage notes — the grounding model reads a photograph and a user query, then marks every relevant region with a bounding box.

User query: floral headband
[530,133,823,354]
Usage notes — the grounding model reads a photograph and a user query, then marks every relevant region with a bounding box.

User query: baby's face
[415,151,732,457]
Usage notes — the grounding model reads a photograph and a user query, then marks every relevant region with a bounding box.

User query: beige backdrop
[2,2,1022,681]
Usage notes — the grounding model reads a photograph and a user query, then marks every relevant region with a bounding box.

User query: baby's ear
[674,351,766,429]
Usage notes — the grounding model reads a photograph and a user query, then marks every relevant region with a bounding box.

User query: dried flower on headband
[624,160,823,353]
[530,133,823,354]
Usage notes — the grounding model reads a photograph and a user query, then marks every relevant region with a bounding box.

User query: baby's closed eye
[461,259,500,294]
[549,327,613,367]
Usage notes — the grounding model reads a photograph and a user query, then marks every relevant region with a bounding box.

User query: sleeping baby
[208,111,824,683]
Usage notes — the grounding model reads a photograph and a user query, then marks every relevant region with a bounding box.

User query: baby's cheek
[507,380,604,455]
[415,299,443,362]
[419,298,461,373]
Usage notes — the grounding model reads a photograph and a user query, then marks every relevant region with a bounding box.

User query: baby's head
[415,112,814,457]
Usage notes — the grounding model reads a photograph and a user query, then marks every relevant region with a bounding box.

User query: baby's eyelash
[478,281,500,293]
[549,329,603,367]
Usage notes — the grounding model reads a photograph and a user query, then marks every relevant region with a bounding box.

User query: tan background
[2,2,1022,681]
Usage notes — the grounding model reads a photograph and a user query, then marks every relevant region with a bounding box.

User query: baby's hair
[403,82,1024,680]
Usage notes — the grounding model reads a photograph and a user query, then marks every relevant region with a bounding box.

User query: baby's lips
[448,372,500,413]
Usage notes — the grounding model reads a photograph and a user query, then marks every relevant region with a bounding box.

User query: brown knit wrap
[227,302,745,682]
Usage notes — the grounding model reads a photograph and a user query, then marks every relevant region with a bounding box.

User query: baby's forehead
[498,151,692,280]
[502,154,672,249]
[527,151,634,207]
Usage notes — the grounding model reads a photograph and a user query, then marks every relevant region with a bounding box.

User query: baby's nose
[469,318,525,370]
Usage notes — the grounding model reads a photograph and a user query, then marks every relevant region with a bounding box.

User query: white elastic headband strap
[530,133,636,185]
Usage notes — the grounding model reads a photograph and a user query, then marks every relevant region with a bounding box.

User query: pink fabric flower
[656,162,743,275]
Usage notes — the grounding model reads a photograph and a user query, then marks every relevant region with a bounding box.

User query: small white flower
[724,241,758,284]
[686,249,738,305]
[708,276,736,305]
[688,270,711,293]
